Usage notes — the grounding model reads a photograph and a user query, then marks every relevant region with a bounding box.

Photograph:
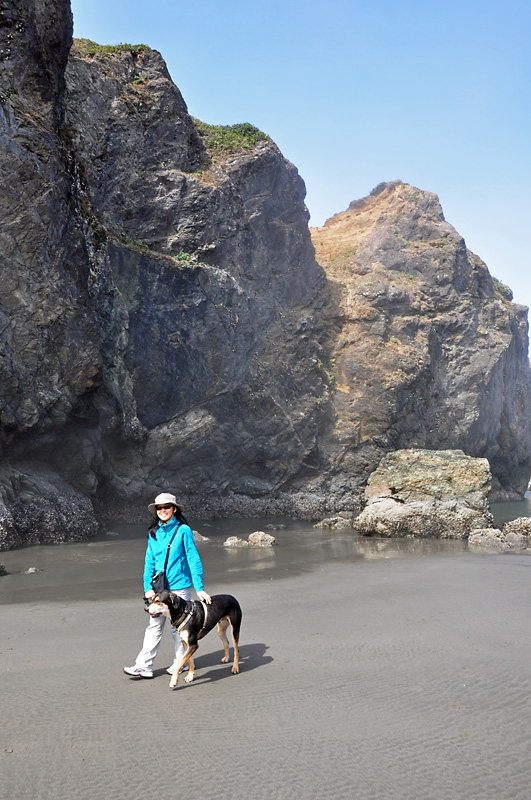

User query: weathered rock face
[60,40,326,513]
[0,1,101,547]
[352,449,492,538]
[311,182,531,503]
[1,1,530,549]
[64,41,206,249]
[0,5,327,548]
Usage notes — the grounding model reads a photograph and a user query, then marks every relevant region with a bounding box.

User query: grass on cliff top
[72,39,151,57]
[193,119,269,154]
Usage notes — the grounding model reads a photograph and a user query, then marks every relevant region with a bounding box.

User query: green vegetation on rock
[72,39,151,57]
[193,119,269,154]
[492,277,513,302]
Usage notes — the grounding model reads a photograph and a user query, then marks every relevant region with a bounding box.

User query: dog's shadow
[155,642,271,683]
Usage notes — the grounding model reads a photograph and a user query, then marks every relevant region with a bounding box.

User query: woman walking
[123,493,211,678]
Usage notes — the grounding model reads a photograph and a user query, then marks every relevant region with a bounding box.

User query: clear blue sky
[71,0,531,311]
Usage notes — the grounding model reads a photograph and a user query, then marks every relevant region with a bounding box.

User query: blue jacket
[143,518,204,594]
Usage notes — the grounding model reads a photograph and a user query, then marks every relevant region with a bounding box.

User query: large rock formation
[311,182,531,504]
[352,449,492,538]
[0,4,327,548]
[0,0,530,549]
[61,38,326,515]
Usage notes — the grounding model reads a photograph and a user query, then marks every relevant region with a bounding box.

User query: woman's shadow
[155,642,271,682]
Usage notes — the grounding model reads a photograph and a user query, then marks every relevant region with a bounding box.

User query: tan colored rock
[223,537,248,547]
[502,517,531,537]
[468,529,506,547]
[314,516,355,529]
[469,528,527,549]
[311,181,531,502]
[248,531,276,546]
[353,449,492,538]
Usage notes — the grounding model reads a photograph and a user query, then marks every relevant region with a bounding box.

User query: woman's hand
[197,590,211,604]
[145,590,155,600]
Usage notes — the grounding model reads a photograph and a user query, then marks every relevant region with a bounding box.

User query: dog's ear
[168,591,183,609]
[158,589,170,603]
[170,592,182,608]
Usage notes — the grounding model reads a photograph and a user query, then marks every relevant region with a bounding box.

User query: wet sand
[1,524,531,800]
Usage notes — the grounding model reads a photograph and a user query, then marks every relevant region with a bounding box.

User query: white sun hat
[148,493,184,515]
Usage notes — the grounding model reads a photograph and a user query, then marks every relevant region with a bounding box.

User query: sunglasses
[156,504,174,511]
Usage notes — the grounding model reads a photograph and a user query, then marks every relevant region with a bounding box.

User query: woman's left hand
[197,590,212,604]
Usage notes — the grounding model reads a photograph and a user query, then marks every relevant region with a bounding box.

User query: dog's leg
[230,622,240,674]
[169,630,197,688]
[216,617,230,663]
[169,644,198,688]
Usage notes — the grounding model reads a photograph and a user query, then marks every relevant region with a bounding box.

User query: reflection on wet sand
[0,514,503,605]
[350,536,469,559]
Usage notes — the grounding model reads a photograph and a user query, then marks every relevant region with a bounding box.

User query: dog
[147,590,242,689]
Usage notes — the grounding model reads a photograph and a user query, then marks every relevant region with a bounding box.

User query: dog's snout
[145,601,164,618]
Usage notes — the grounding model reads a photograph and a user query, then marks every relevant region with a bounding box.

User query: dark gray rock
[64,42,206,248]
[0,461,98,550]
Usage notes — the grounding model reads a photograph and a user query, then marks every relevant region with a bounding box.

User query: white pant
[134,587,191,671]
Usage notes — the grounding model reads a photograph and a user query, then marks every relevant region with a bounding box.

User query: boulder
[353,449,492,538]
[502,517,531,537]
[248,531,276,546]
[468,528,528,549]
[314,515,355,529]
[223,537,248,547]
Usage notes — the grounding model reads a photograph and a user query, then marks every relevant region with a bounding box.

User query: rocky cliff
[310,182,531,503]
[0,0,530,549]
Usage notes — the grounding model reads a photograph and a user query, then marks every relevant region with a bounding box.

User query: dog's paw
[231,665,239,674]
[184,672,194,683]
[169,676,178,689]
[221,656,229,663]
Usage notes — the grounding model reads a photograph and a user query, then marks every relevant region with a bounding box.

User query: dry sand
[1,547,531,800]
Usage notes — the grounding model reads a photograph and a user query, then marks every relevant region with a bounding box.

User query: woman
[123,492,211,678]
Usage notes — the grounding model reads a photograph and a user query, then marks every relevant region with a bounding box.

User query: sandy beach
[1,527,530,800]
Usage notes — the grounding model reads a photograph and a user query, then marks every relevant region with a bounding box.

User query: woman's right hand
[144,590,155,600]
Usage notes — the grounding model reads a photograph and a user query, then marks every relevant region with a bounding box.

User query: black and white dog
[147,590,242,689]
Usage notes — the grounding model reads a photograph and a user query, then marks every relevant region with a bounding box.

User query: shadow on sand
[152,642,272,683]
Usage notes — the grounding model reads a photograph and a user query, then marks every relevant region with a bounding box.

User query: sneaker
[123,666,154,678]
[166,664,189,675]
